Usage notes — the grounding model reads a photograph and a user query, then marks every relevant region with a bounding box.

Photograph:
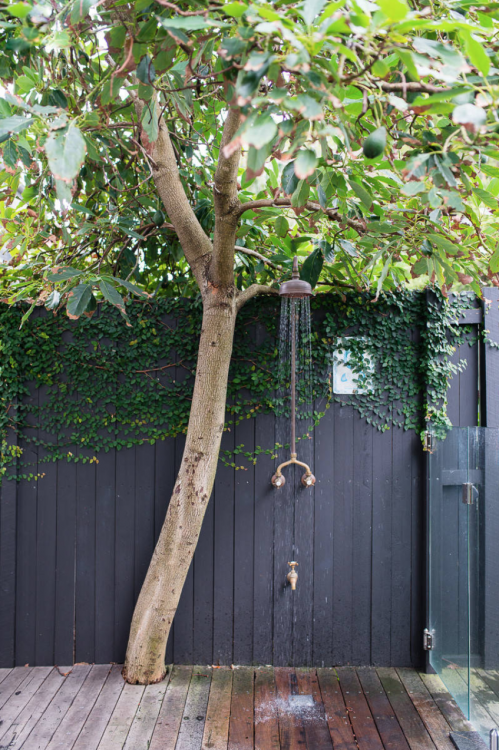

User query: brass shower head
[279,256,313,298]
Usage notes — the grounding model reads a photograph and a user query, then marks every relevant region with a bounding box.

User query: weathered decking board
[0,665,478,749]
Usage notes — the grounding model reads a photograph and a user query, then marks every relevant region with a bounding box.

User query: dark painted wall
[0,306,481,669]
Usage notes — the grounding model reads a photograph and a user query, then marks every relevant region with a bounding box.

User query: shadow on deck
[0,664,478,749]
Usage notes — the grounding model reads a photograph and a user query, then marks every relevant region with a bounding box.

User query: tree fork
[123,296,237,684]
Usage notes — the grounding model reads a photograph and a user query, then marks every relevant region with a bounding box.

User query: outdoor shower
[271,255,316,490]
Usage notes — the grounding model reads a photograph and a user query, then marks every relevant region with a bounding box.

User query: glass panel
[428,427,499,745]
[428,427,471,717]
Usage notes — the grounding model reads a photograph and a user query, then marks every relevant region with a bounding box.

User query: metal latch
[423,431,434,452]
[462,483,478,505]
[423,628,434,651]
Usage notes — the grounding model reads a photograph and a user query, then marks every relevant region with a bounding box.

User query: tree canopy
[1,0,499,321]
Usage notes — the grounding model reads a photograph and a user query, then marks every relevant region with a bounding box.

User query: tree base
[122,663,168,685]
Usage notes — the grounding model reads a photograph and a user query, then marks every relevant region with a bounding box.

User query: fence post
[0,402,17,667]
[481,288,499,669]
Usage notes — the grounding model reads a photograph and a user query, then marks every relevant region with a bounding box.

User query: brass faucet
[287,561,298,591]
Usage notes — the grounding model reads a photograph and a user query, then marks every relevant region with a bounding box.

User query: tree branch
[236,283,279,311]
[211,107,243,289]
[237,198,366,234]
[235,246,283,271]
[133,98,213,290]
[379,82,452,94]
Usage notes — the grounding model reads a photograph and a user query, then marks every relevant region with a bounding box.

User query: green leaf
[282,161,299,195]
[294,149,318,179]
[490,246,499,273]
[67,283,93,318]
[2,140,17,168]
[0,116,33,138]
[46,267,83,282]
[300,246,323,288]
[141,103,158,143]
[116,278,150,297]
[291,179,310,207]
[223,2,248,17]
[473,187,497,209]
[338,239,358,257]
[7,2,32,18]
[136,55,156,84]
[426,234,459,255]
[45,125,86,182]
[378,0,408,21]
[275,216,289,238]
[401,182,426,196]
[461,32,490,77]
[241,115,277,149]
[301,0,326,25]
[349,180,372,209]
[99,280,126,312]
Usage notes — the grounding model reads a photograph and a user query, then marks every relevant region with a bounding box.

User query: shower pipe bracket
[271,453,316,489]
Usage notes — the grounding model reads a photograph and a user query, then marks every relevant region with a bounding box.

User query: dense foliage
[0,290,477,480]
[1,0,499,313]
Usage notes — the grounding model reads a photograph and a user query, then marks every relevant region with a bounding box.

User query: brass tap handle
[287,561,298,591]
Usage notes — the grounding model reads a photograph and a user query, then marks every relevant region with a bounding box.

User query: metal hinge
[423,628,434,651]
[462,483,478,505]
[423,431,434,452]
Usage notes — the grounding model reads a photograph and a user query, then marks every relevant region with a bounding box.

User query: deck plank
[228,667,254,750]
[19,665,92,750]
[0,668,67,748]
[274,668,306,750]
[377,668,436,750]
[175,667,212,750]
[0,667,52,739]
[0,667,33,709]
[45,665,112,750]
[357,667,411,750]
[337,666,384,750]
[469,669,499,725]
[397,669,454,750]
[202,667,233,750]
[295,668,333,749]
[72,665,125,750]
[123,674,170,750]
[0,668,13,685]
[254,667,280,750]
[316,668,357,750]
[97,682,145,750]
[149,666,192,750]
[477,669,499,701]
[419,673,473,733]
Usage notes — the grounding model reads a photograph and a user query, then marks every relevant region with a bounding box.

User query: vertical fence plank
[312,404,334,667]
[95,449,116,664]
[482,288,499,667]
[332,403,354,665]
[134,443,155,602]
[233,415,255,665]
[351,410,373,666]
[371,427,393,665]
[253,413,275,665]
[193,458,214,664]
[390,427,413,666]
[0,412,17,667]
[35,384,57,666]
[15,376,38,666]
[115,447,136,662]
[75,460,96,663]
[293,412,314,666]
[213,428,235,665]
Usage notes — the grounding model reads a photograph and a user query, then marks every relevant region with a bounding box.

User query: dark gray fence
[0,296,484,668]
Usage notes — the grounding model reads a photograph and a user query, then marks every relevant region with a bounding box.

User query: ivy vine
[0,290,479,481]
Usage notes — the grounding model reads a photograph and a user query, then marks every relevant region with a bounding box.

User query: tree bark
[123,292,237,684]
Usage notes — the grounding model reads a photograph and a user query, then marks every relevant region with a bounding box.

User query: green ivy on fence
[0,290,478,481]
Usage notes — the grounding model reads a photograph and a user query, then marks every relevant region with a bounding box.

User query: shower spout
[271,256,316,490]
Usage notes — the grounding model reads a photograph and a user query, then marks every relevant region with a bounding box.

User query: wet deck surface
[0,664,475,749]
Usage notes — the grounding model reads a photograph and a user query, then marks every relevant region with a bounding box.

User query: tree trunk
[122,293,237,684]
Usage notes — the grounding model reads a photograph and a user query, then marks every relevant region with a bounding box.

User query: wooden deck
[0,664,476,749]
